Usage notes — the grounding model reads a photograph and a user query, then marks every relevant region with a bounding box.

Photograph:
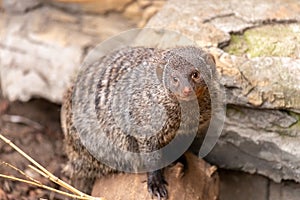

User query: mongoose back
[61,46,216,199]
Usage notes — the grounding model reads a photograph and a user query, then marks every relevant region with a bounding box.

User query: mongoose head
[159,48,216,102]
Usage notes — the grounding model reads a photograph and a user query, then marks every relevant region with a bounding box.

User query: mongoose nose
[183,87,192,96]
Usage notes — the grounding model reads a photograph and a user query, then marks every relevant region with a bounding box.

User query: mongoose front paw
[147,170,168,200]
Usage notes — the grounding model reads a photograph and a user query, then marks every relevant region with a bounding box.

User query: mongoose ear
[205,53,216,65]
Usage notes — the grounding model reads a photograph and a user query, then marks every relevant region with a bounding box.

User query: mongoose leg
[147,169,168,199]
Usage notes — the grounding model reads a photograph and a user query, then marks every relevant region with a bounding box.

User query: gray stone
[207,106,300,182]
[208,15,253,34]
[147,0,300,47]
[222,56,300,110]
[146,0,300,183]
[219,170,269,200]
[269,181,300,200]
[0,6,134,103]
[206,66,300,183]
[2,0,42,13]
[146,0,232,47]
[48,0,133,14]
[219,170,300,200]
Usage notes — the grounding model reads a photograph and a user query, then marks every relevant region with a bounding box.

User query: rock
[220,55,300,110]
[219,169,300,200]
[0,6,134,103]
[49,0,132,14]
[219,170,269,200]
[146,0,300,47]
[137,0,152,8]
[123,1,142,22]
[208,106,300,183]
[48,0,166,26]
[137,5,162,27]
[146,0,300,183]
[123,0,166,27]
[269,181,300,200]
[146,0,232,47]
[92,152,219,200]
[224,24,300,58]
[2,0,42,13]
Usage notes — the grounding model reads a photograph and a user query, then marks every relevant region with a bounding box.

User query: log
[92,152,219,200]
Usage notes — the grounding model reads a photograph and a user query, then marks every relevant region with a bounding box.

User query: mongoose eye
[191,71,200,80]
[172,77,179,83]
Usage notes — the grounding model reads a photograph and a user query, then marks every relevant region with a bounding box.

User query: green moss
[281,111,300,137]
[224,35,248,55]
[224,24,300,58]
[289,111,300,127]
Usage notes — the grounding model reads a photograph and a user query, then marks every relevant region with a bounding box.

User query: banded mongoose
[61,46,216,199]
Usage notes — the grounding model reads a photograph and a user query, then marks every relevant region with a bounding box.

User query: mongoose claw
[147,170,168,199]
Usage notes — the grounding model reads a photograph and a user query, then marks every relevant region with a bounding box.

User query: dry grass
[0,133,105,200]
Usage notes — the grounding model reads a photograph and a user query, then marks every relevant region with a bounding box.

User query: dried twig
[0,174,93,199]
[0,133,105,200]
[1,114,44,130]
[1,161,41,184]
